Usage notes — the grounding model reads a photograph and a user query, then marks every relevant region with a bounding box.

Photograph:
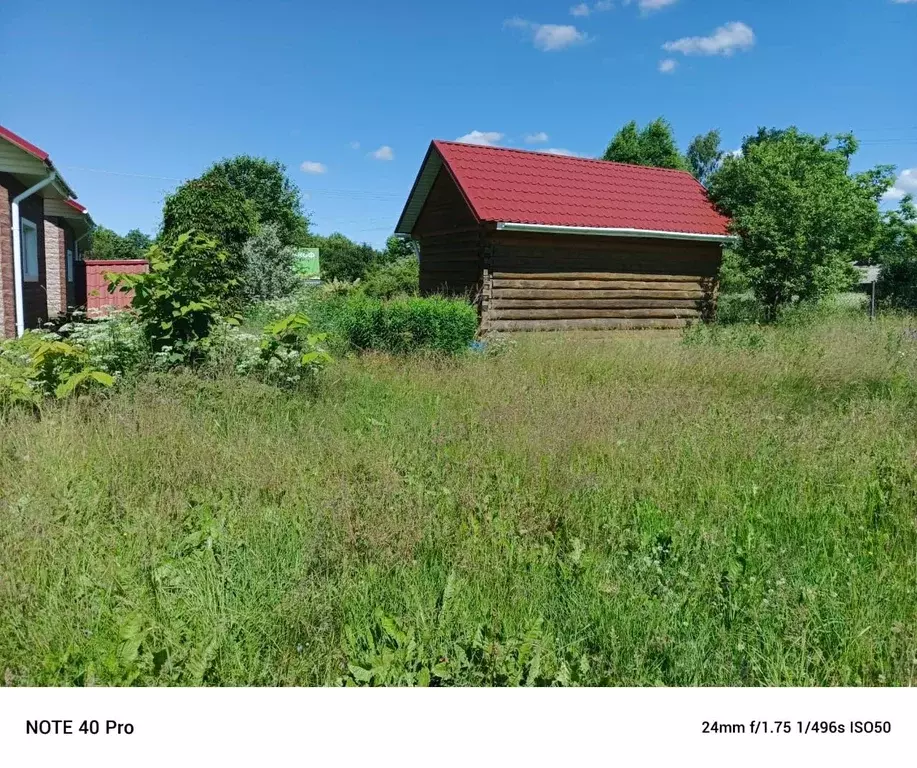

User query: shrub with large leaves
[108,232,241,367]
[0,332,113,407]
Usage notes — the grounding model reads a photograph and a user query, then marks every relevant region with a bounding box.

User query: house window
[21,218,39,282]
[66,248,74,283]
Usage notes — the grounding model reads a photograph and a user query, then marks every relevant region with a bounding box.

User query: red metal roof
[0,124,50,162]
[429,140,730,236]
[65,198,87,213]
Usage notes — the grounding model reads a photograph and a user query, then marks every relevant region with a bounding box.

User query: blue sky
[2,0,915,247]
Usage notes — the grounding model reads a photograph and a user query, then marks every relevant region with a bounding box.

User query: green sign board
[293,247,320,279]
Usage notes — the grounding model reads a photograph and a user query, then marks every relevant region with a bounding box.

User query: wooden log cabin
[395,140,735,332]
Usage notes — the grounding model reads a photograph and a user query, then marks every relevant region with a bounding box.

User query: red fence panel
[80,259,148,317]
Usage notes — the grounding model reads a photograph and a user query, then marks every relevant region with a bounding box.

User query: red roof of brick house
[397,140,731,239]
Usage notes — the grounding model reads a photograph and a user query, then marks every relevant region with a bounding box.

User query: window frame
[20,217,39,282]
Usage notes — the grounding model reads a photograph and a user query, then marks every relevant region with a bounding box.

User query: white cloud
[456,130,504,146]
[658,58,677,74]
[544,148,578,156]
[891,0,917,4]
[571,0,613,15]
[349,141,360,150]
[525,131,550,144]
[300,161,327,174]
[504,17,589,51]
[635,0,677,10]
[663,21,755,57]
[884,168,917,201]
[370,145,394,161]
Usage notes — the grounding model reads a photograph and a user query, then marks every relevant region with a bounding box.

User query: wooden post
[870,280,876,321]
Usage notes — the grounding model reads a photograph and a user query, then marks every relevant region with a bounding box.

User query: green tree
[383,235,415,263]
[87,227,151,260]
[160,177,258,303]
[202,156,310,248]
[602,118,688,171]
[707,127,891,317]
[875,196,917,309]
[687,130,723,186]
[124,229,153,254]
[314,233,382,282]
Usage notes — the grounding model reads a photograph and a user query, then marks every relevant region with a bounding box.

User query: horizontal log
[490,298,701,310]
[487,318,691,332]
[493,279,702,291]
[493,288,706,300]
[487,308,700,320]
[492,271,702,282]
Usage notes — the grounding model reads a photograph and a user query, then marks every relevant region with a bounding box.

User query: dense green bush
[160,177,258,301]
[108,232,242,366]
[0,332,113,407]
[361,257,419,299]
[62,312,151,376]
[242,223,299,301]
[330,294,477,354]
[206,313,331,388]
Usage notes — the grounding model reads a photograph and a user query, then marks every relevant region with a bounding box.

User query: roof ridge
[433,139,697,178]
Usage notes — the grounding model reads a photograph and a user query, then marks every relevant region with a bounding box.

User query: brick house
[0,124,94,338]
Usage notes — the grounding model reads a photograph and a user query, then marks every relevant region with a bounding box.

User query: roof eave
[495,222,737,243]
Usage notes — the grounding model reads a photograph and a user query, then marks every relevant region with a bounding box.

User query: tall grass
[1,314,916,685]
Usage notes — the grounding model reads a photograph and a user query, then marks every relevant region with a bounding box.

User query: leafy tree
[87,227,151,261]
[875,196,917,309]
[202,156,310,248]
[108,232,241,365]
[602,118,688,171]
[707,127,891,317]
[160,177,258,304]
[383,235,415,263]
[242,223,298,301]
[124,229,153,255]
[313,233,382,282]
[687,130,723,186]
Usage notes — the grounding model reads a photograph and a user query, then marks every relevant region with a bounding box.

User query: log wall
[482,233,721,332]
[415,168,482,298]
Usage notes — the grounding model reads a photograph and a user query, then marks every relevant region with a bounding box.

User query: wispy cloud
[300,161,327,174]
[658,58,677,74]
[544,148,578,156]
[890,0,917,4]
[628,0,678,12]
[525,132,550,144]
[663,21,755,56]
[884,168,917,201]
[349,141,361,150]
[370,145,394,161]
[570,0,613,16]
[504,17,589,51]
[456,131,504,146]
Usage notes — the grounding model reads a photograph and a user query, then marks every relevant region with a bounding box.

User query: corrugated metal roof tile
[424,140,730,236]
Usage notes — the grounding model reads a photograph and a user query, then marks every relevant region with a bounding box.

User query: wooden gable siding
[481,231,721,332]
[412,168,482,297]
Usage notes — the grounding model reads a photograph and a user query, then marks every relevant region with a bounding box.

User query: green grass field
[2,314,916,686]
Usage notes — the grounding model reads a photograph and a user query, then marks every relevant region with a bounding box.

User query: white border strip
[496,221,737,243]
